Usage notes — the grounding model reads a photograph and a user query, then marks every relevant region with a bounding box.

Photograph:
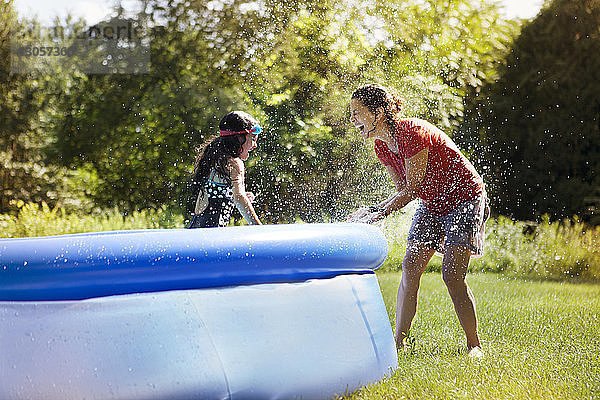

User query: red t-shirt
[374,118,483,215]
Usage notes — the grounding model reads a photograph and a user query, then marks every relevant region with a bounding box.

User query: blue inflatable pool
[0,223,398,399]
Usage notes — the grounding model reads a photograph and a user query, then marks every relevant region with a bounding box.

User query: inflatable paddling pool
[0,223,398,399]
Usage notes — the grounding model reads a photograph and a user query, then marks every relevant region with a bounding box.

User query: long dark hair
[351,83,404,129]
[188,111,258,213]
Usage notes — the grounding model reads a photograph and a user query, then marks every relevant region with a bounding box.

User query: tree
[50,0,379,221]
[42,0,517,223]
[238,0,518,222]
[50,5,246,212]
[0,3,84,213]
[463,0,600,222]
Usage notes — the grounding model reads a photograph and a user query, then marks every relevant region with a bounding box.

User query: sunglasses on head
[249,125,262,135]
[220,125,263,137]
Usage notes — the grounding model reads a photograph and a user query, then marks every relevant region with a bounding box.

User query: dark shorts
[407,192,490,256]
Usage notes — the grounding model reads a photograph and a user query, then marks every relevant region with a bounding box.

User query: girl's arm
[228,158,262,225]
[194,191,208,214]
[381,148,428,214]
[358,149,428,223]
[376,164,407,210]
[347,164,408,222]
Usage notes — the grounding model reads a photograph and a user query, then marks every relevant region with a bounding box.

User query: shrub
[3,201,598,281]
[0,200,184,238]
[379,212,600,281]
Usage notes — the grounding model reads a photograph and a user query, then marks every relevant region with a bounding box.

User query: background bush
[378,208,600,281]
[0,200,184,238]
[3,201,598,282]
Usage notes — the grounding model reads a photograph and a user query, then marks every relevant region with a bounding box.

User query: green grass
[342,272,600,400]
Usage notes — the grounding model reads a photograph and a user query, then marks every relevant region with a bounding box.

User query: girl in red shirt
[347,84,489,358]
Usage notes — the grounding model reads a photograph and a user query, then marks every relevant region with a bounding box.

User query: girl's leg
[395,241,435,349]
[441,244,481,349]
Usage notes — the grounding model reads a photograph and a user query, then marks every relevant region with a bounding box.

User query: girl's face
[239,133,258,161]
[349,98,379,140]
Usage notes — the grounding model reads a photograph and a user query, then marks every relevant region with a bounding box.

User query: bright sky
[15,0,138,24]
[14,0,545,25]
[497,0,545,19]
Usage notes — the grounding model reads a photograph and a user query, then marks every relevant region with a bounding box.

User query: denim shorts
[407,192,490,256]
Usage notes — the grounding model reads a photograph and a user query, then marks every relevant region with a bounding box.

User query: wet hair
[351,83,403,129]
[188,111,259,214]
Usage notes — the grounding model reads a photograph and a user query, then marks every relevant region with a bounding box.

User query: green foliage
[1,3,51,211]
[378,211,600,280]
[3,199,598,282]
[361,0,519,130]
[12,0,516,223]
[461,0,600,223]
[242,5,392,222]
[0,6,97,214]
[0,200,183,238]
[479,215,600,279]
[342,273,600,399]
[45,2,253,212]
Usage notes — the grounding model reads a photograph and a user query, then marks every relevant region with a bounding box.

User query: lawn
[343,272,600,400]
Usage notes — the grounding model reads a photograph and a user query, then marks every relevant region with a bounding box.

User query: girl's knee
[401,261,424,283]
[399,273,421,295]
[442,269,466,289]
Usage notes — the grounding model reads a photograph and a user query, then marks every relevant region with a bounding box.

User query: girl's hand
[356,210,385,224]
[246,192,255,203]
[346,207,370,222]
